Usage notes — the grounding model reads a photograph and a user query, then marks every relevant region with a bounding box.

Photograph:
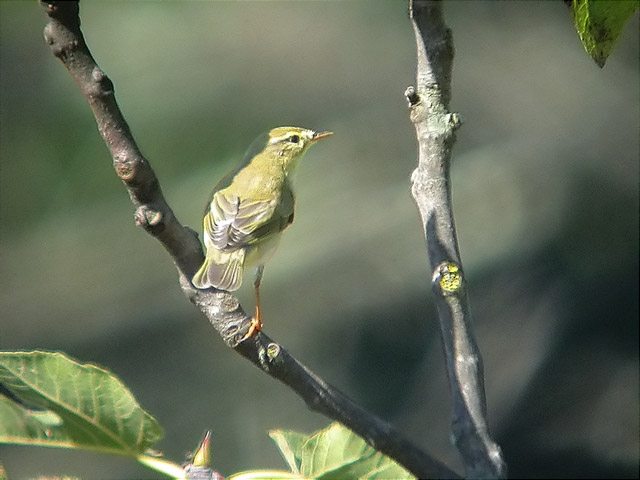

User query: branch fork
[39,0,508,477]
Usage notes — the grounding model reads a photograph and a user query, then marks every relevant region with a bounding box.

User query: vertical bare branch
[406,0,507,477]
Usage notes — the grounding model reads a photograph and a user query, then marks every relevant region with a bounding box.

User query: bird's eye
[288,135,300,144]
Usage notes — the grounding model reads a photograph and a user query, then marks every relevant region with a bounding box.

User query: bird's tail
[192,249,245,291]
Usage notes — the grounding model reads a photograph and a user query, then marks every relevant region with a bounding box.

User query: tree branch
[40,1,458,478]
[406,1,507,478]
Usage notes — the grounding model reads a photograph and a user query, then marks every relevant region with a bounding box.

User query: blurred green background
[1,1,638,478]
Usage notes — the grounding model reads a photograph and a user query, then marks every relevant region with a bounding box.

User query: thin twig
[406,1,507,478]
[40,1,458,478]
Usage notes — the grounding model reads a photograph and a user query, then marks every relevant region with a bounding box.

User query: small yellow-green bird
[192,126,332,338]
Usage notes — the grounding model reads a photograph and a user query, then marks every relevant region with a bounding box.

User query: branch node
[41,0,80,23]
[266,342,282,363]
[90,67,114,96]
[432,261,464,296]
[44,31,79,60]
[43,25,55,46]
[405,85,421,106]
[446,112,463,129]
[115,159,135,180]
[135,205,164,231]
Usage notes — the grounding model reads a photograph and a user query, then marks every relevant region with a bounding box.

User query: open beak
[311,131,333,142]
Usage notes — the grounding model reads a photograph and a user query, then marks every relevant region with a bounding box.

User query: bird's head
[263,126,332,173]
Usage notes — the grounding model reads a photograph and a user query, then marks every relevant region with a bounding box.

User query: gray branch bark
[40,1,459,478]
[406,1,507,478]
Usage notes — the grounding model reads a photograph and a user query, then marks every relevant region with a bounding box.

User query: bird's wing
[207,189,284,252]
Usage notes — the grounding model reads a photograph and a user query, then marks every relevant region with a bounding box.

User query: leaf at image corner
[570,0,639,67]
[0,350,163,457]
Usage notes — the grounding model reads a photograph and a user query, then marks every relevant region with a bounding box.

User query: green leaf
[227,471,302,480]
[570,0,639,67]
[269,423,415,480]
[268,429,308,474]
[0,351,163,457]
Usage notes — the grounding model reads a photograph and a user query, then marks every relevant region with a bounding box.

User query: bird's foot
[239,307,263,342]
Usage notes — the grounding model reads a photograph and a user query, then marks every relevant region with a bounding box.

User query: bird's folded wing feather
[208,189,279,251]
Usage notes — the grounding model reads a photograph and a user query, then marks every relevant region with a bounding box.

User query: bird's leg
[240,265,264,341]
[253,265,265,332]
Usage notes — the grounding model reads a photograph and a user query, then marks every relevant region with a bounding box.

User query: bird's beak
[311,131,333,142]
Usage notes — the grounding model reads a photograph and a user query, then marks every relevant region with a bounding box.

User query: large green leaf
[0,351,163,457]
[269,423,415,480]
[570,0,639,67]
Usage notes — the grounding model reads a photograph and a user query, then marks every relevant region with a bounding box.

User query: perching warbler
[192,126,332,338]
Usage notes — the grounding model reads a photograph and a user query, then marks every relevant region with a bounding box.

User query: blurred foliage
[1,1,638,479]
